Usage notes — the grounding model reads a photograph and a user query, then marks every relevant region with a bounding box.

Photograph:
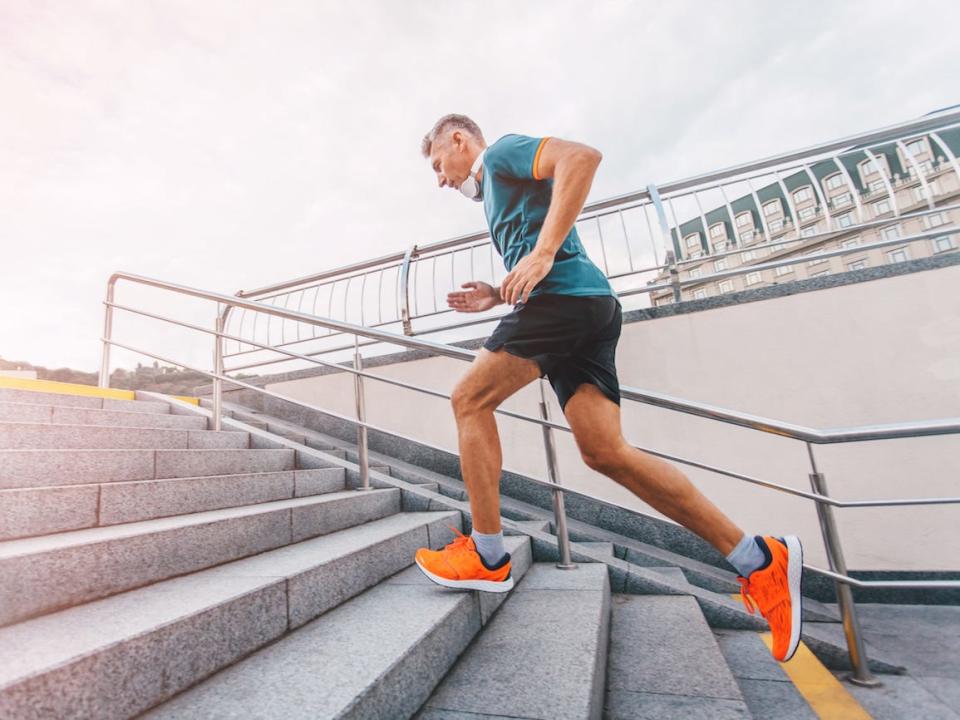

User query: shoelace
[443,525,475,557]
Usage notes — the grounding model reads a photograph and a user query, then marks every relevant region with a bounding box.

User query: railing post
[399,244,418,336]
[806,444,880,687]
[648,184,682,303]
[98,280,115,388]
[666,251,682,303]
[354,335,371,491]
[539,380,576,569]
[213,309,224,432]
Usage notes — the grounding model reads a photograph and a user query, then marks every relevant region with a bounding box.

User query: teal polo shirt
[480,134,615,300]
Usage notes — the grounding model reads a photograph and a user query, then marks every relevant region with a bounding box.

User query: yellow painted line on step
[760,632,872,720]
[0,377,135,400]
[0,377,200,406]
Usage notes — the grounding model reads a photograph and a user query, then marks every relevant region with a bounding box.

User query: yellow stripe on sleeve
[532,137,551,180]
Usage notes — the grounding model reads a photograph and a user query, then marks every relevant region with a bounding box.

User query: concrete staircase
[0,385,910,718]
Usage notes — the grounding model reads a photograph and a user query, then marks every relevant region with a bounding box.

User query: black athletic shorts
[482,293,622,411]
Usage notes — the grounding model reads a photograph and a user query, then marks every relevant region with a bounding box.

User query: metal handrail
[102,272,960,446]
[234,108,960,300]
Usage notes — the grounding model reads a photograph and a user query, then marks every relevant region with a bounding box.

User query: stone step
[416,562,611,720]
[0,448,296,489]
[143,534,533,720]
[0,510,466,720]
[714,629,817,719]
[0,422,248,450]
[0,468,346,541]
[604,594,751,718]
[0,488,401,627]
[0,401,208,430]
[0,387,171,414]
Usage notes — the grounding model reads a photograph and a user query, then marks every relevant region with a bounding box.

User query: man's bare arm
[498,137,602,304]
[530,138,602,258]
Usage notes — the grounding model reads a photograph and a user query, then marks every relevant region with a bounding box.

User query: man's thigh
[454,347,543,410]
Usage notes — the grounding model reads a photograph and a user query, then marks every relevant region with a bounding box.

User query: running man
[413,114,803,661]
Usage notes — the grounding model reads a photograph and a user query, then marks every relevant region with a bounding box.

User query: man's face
[429,131,474,191]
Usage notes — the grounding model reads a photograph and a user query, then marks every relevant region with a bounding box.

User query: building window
[923,212,949,229]
[793,186,814,204]
[810,269,831,278]
[763,200,781,217]
[688,267,701,279]
[798,206,817,221]
[841,236,861,248]
[932,236,955,253]
[739,230,755,243]
[836,213,854,229]
[684,233,700,249]
[825,173,845,190]
[740,249,757,262]
[714,258,728,271]
[807,250,828,266]
[768,218,784,232]
[886,247,911,264]
[859,156,888,178]
[832,193,852,209]
[745,271,762,285]
[868,179,886,194]
[775,264,794,276]
[718,279,734,293]
[693,289,707,300]
[800,226,818,238]
[881,225,901,241]
[872,199,892,216]
[735,212,752,228]
[847,259,868,271]
[913,180,941,203]
[713,239,729,252]
[905,138,927,157]
[710,223,726,238]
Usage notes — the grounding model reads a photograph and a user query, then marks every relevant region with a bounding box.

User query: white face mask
[459,150,485,202]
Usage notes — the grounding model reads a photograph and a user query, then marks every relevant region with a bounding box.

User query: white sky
[2,0,958,372]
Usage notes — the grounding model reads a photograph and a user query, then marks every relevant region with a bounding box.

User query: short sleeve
[487,134,551,181]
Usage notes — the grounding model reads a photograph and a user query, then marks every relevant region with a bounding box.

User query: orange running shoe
[737,535,803,662]
[415,525,514,593]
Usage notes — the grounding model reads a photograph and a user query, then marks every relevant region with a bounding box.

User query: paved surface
[827,604,960,719]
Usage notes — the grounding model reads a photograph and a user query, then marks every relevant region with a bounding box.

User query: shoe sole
[782,534,804,662]
[414,557,514,593]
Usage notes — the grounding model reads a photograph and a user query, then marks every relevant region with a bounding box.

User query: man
[413,114,803,662]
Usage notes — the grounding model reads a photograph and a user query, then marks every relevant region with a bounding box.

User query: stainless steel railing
[99,269,959,686]
[217,109,960,376]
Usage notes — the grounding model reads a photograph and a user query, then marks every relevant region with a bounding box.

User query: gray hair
[421,114,485,158]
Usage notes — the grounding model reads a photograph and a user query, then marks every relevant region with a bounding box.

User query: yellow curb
[761,632,872,719]
[0,377,199,406]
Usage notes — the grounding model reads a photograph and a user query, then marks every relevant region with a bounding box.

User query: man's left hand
[500,249,554,305]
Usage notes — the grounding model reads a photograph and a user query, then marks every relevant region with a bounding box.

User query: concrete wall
[263,265,960,572]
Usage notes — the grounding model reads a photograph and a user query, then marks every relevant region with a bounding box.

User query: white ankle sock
[471,529,506,566]
[726,534,766,577]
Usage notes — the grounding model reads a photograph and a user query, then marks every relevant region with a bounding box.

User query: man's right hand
[446,281,503,312]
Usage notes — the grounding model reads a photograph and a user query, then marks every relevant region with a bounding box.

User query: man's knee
[450,379,492,419]
[579,441,629,475]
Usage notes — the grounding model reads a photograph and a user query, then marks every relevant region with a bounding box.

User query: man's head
[421,114,486,191]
